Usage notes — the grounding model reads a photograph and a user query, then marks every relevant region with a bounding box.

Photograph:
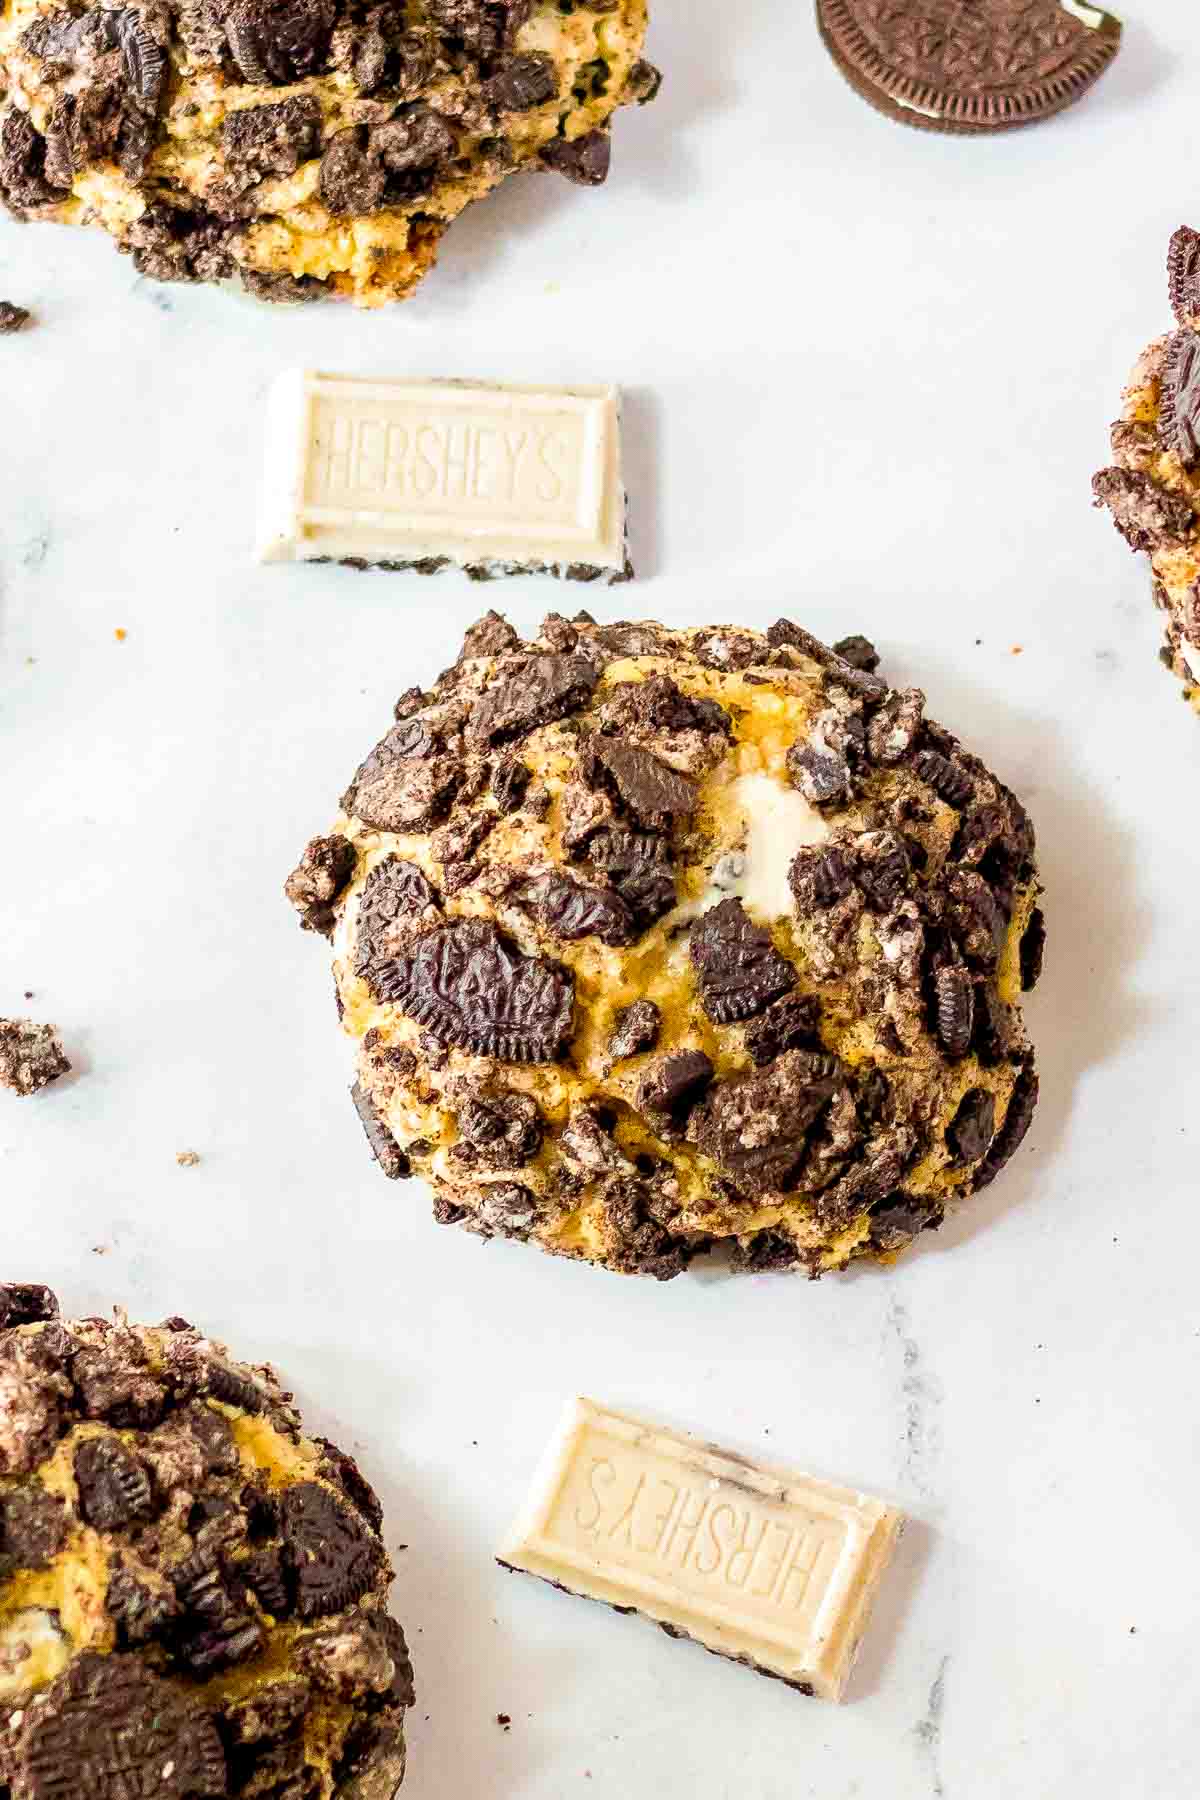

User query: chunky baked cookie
[0,0,657,306]
[288,613,1043,1280]
[1093,226,1200,712]
[0,1286,413,1798]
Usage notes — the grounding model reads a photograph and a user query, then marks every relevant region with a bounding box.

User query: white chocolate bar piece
[498,1397,904,1702]
[257,371,628,580]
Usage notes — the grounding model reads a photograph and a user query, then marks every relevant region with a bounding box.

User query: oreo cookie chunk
[817,0,1120,134]
[0,2,659,308]
[290,612,1042,1280]
[0,1293,414,1799]
[1094,226,1200,712]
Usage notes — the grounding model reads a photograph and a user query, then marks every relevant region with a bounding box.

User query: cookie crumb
[114,628,128,642]
[0,1019,70,1096]
[496,1714,511,1731]
[1010,645,1024,655]
[0,302,31,334]
[175,1150,201,1168]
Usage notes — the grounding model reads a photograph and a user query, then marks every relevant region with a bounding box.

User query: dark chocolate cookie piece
[1159,332,1200,467]
[689,1051,840,1198]
[223,94,321,185]
[945,1087,996,1166]
[74,1435,155,1530]
[1092,466,1196,554]
[468,654,598,746]
[280,1481,381,1618]
[742,993,821,1067]
[592,739,699,816]
[364,918,575,1061]
[517,871,636,946]
[540,127,610,184]
[15,1652,227,1799]
[975,1059,1039,1189]
[351,1080,411,1179]
[0,300,31,332]
[637,1050,714,1136]
[0,1481,67,1577]
[0,1284,59,1328]
[689,898,795,1025]
[607,999,661,1061]
[1168,225,1200,329]
[816,0,1121,135]
[224,0,337,86]
[285,833,356,935]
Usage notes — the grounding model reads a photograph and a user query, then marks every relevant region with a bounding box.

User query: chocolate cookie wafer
[816,0,1121,135]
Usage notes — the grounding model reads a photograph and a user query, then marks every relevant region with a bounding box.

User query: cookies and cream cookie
[0,1285,413,1797]
[288,612,1043,1280]
[1094,226,1200,712]
[0,0,657,306]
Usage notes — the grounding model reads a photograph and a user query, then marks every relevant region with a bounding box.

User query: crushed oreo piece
[284,834,356,935]
[866,687,925,765]
[975,1061,1038,1189]
[592,739,699,816]
[637,1050,714,1135]
[1092,465,1196,552]
[74,1436,154,1530]
[351,1081,410,1180]
[689,1051,840,1197]
[460,610,521,659]
[789,844,855,910]
[1168,225,1200,328]
[742,993,821,1067]
[225,0,336,86]
[518,871,635,946]
[913,748,974,808]
[223,94,322,185]
[689,898,795,1024]
[468,654,598,745]
[492,755,530,812]
[1159,331,1200,467]
[854,831,910,911]
[364,918,574,1061]
[932,961,974,1058]
[587,828,677,928]
[281,1481,380,1619]
[832,634,879,672]
[868,1195,942,1254]
[451,1086,541,1169]
[485,52,558,110]
[946,1087,996,1165]
[1020,907,1046,991]
[0,1482,67,1577]
[0,1283,59,1328]
[540,127,610,184]
[607,999,661,1061]
[0,300,31,333]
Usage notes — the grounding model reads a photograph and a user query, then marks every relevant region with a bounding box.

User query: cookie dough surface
[0,0,656,305]
[0,1285,413,1798]
[1094,225,1200,712]
[289,612,1043,1281]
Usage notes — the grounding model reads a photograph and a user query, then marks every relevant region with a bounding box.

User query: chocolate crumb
[0,301,31,333]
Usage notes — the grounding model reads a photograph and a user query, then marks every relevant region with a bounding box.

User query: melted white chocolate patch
[727,772,830,922]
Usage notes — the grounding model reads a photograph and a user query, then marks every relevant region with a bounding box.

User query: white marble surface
[2,2,1198,1794]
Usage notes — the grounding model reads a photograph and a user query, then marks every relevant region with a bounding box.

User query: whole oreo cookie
[0,1294,413,1799]
[289,612,1043,1280]
[816,0,1121,135]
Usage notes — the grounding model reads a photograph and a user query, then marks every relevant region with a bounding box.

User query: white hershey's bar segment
[498,1397,905,1702]
[256,371,625,573]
